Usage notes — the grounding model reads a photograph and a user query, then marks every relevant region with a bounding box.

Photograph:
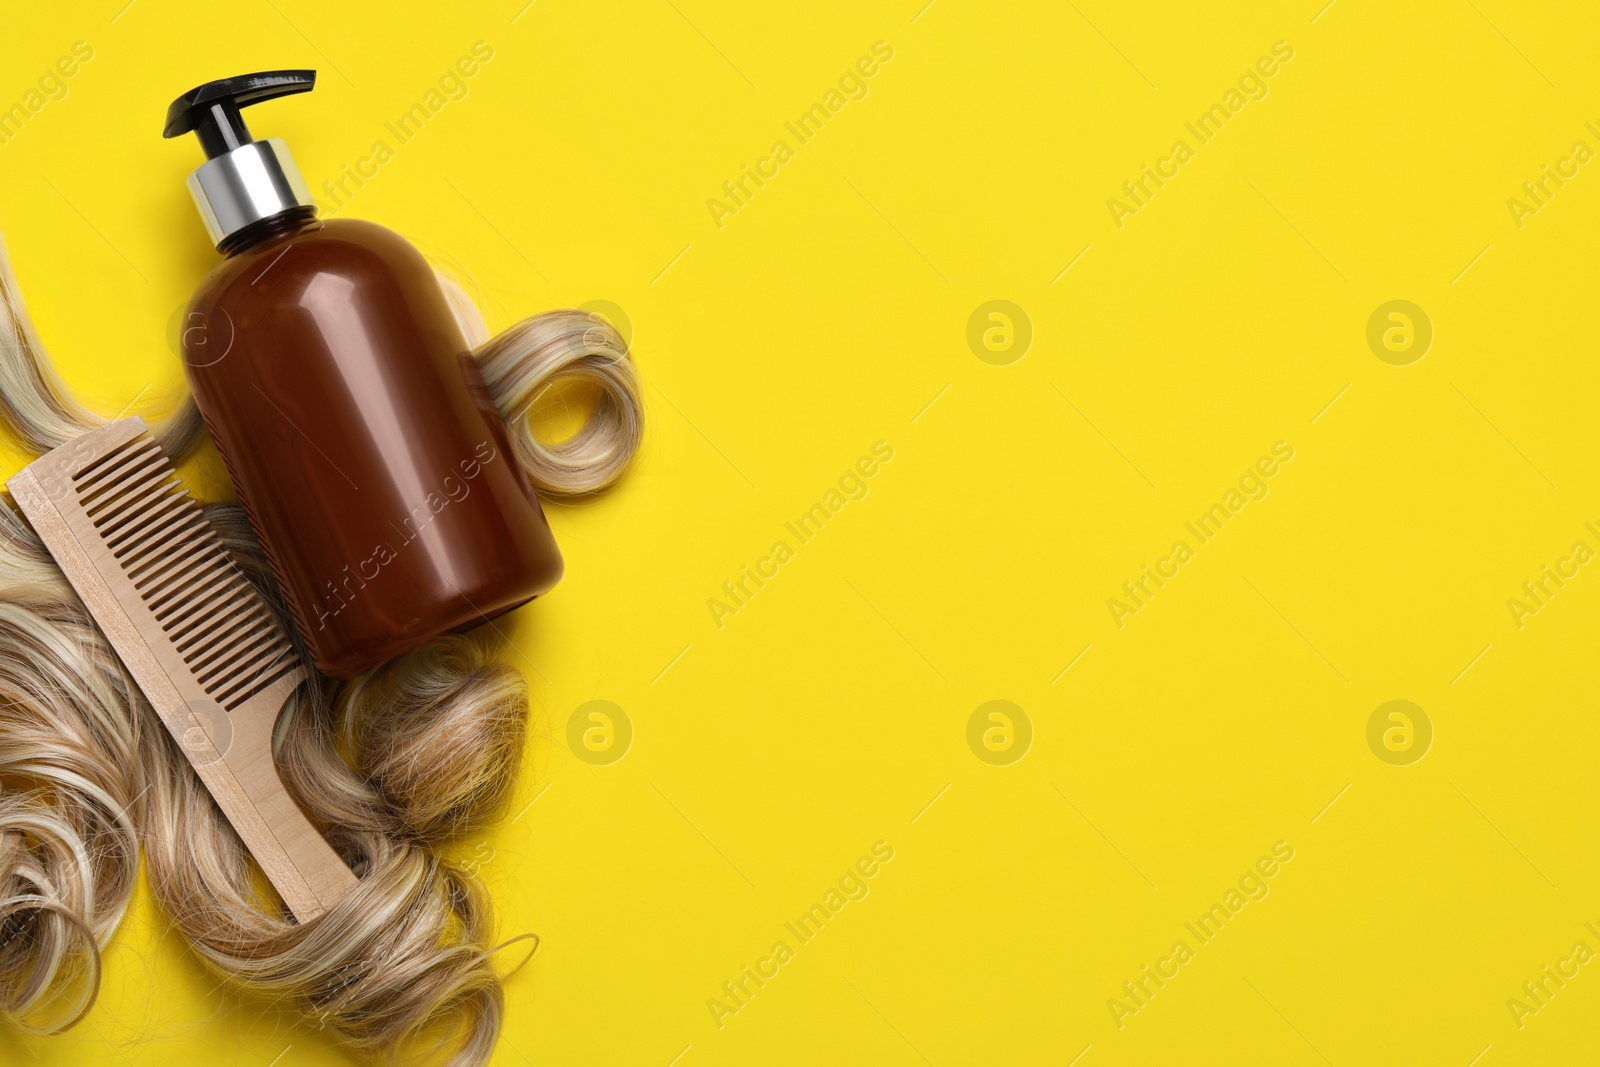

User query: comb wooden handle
[7,419,356,921]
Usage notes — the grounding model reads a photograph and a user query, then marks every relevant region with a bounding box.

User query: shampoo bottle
[165,70,561,678]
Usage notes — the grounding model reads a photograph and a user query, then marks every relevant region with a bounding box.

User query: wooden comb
[6,417,356,921]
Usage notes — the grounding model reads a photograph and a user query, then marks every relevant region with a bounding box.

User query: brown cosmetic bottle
[165,71,561,678]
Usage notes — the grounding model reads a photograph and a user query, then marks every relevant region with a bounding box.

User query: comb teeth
[74,433,302,712]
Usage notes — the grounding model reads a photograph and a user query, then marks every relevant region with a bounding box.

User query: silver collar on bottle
[186,139,314,249]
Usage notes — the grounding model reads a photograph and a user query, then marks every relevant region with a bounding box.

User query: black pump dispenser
[163,71,319,251]
[163,71,316,158]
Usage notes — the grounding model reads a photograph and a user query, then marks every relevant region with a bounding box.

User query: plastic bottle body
[181,216,561,677]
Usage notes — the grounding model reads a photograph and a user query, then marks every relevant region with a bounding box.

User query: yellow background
[2,0,1598,1063]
